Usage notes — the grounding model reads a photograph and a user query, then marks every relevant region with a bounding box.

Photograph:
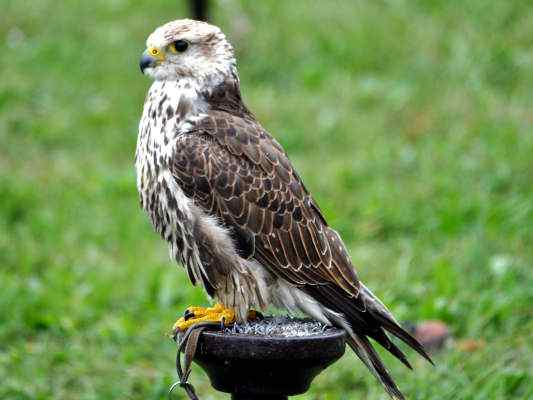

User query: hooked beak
[139,51,157,74]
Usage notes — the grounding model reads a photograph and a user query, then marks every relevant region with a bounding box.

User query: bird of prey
[136,19,431,399]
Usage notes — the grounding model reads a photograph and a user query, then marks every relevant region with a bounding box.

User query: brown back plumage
[174,81,361,296]
[170,81,432,399]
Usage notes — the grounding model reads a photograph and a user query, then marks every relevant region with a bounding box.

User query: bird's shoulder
[172,109,311,214]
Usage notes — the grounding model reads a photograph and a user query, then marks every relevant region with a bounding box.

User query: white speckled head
[140,19,236,84]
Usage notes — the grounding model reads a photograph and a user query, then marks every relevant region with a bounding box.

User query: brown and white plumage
[136,19,431,399]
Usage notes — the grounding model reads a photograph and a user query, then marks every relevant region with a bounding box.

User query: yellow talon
[173,303,236,332]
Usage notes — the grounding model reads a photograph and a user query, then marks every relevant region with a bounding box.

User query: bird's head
[139,19,236,84]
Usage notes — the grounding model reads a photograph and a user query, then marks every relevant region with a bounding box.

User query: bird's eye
[171,40,189,53]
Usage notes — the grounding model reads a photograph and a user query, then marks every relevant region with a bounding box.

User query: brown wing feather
[172,111,360,296]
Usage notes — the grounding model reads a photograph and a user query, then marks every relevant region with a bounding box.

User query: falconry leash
[170,321,226,400]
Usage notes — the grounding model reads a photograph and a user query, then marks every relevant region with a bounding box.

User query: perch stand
[177,317,347,400]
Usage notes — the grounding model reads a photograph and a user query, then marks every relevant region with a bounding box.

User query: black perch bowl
[186,317,347,400]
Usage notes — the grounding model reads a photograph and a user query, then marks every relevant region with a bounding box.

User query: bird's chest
[135,83,195,239]
[135,81,209,262]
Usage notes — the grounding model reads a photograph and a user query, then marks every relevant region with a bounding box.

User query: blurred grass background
[1,0,532,399]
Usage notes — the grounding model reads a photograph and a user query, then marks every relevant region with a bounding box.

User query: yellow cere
[148,47,164,60]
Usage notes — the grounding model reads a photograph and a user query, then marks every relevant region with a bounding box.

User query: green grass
[1,0,532,399]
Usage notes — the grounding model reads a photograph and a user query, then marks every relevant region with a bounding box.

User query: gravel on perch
[223,316,330,337]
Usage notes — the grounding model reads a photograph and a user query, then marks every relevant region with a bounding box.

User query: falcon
[136,19,431,399]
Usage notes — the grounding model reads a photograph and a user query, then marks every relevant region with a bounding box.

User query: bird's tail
[359,283,433,364]
[316,283,433,400]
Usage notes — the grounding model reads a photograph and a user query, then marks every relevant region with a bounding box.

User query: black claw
[184,309,195,321]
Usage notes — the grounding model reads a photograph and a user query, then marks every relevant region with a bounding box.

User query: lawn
[1,0,532,399]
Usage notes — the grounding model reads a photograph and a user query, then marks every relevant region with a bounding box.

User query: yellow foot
[173,303,236,332]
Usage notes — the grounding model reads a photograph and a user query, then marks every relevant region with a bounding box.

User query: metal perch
[174,317,347,399]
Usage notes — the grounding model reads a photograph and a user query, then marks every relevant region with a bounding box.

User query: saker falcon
[136,19,432,399]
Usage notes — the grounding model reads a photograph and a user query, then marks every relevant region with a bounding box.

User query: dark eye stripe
[174,40,189,52]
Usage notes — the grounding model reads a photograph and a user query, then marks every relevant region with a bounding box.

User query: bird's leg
[173,303,236,332]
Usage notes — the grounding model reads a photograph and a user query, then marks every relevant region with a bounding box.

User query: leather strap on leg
[170,321,226,400]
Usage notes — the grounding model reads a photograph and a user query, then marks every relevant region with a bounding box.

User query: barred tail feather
[309,283,433,399]
[324,309,407,400]
[347,333,406,400]
[360,283,434,365]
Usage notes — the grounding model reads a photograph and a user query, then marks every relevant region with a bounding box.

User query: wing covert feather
[171,111,360,296]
